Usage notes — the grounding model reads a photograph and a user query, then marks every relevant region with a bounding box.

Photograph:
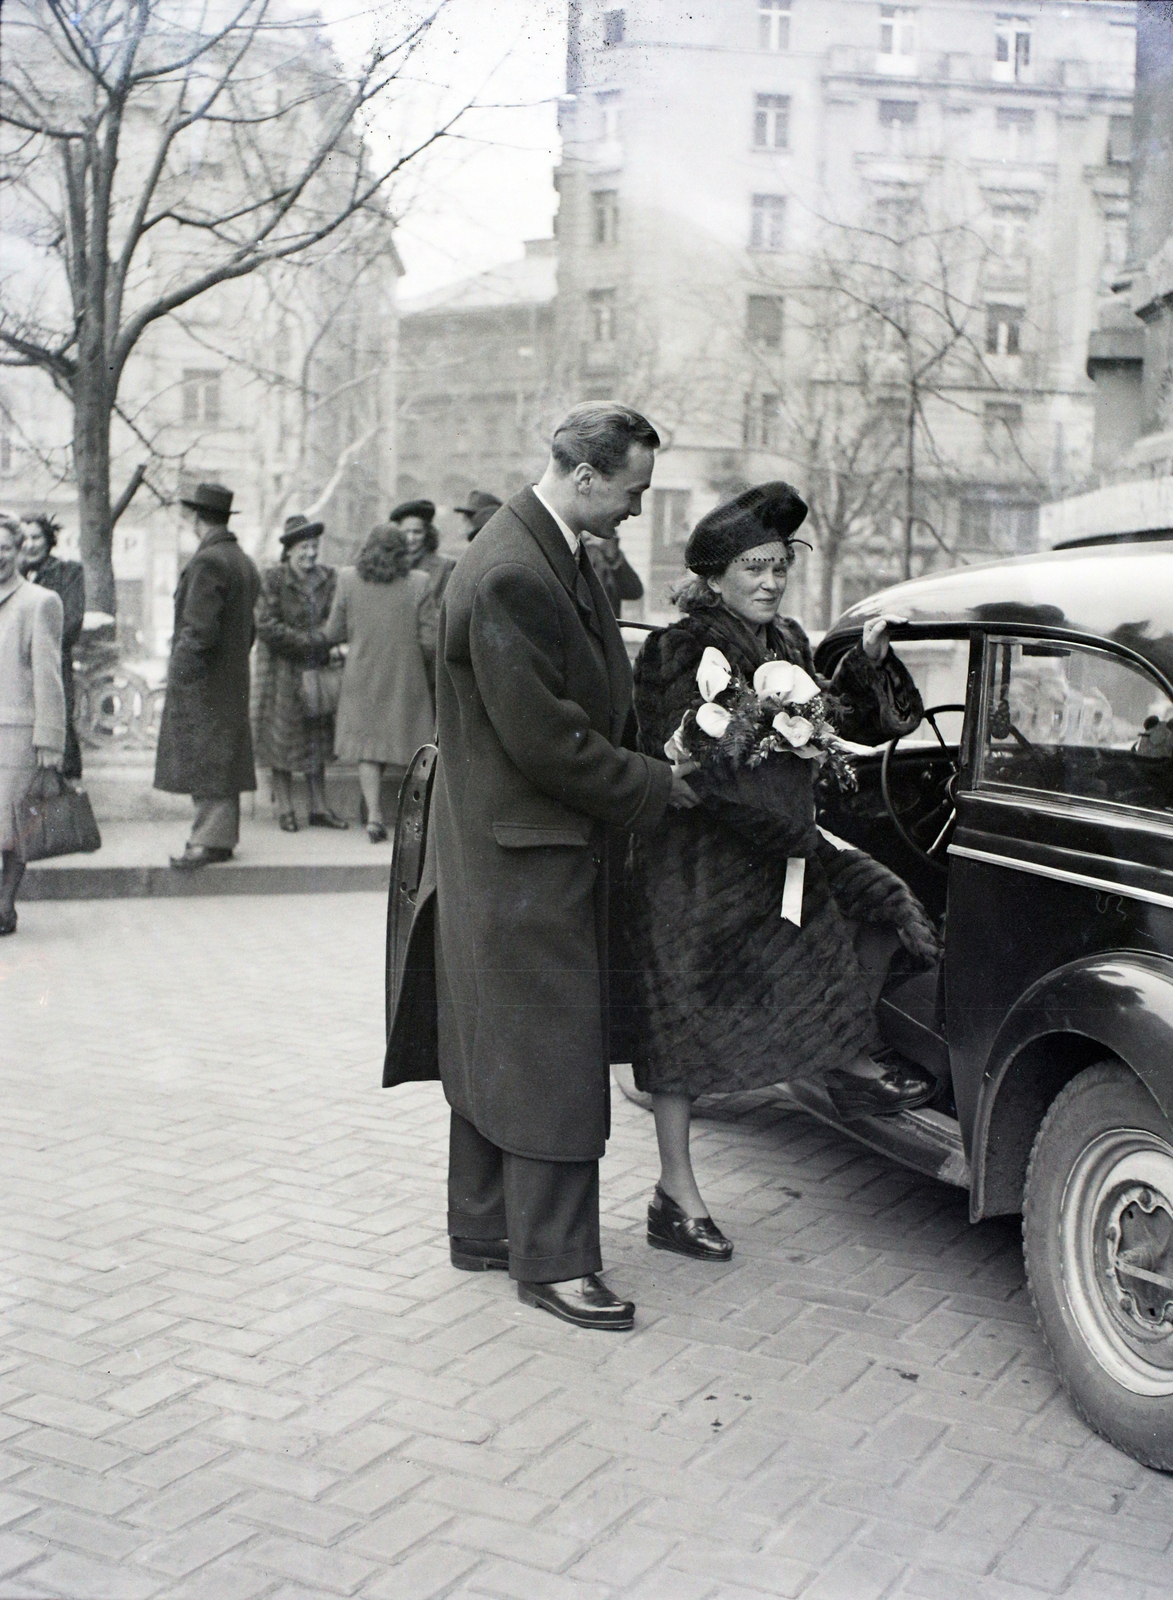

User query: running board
[779,1079,970,1190]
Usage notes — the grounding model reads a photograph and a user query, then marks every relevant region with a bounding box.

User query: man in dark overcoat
[154,482,261,868]
[386,403,697,1331]
[19,515,85,778]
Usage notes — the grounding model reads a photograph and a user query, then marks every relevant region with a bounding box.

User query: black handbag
[16,767,102,862]
[299,657,344,719]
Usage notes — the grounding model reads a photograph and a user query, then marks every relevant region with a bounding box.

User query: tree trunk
[73,372,116,616]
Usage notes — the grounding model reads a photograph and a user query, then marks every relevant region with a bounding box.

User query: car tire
[1023,1060,1173,1469]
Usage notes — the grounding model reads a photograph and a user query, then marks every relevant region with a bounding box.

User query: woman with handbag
[0,515,66,935]
[624,484,942,1259]
[251,514,347,832]
[324,523,437,842]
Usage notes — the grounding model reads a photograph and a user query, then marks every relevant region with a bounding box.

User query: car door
[946,632,1173,1141]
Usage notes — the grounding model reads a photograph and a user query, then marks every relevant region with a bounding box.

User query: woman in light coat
[324,524,437,842]
[0,516,65,934]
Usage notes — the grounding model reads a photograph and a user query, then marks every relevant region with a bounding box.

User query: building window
[181,369,222,425]
[759,0,791,53]
[753,93,790,149]
[0,407,10,475]
[602,8,625,46]
[743,393,782,449]
[989,206,1031,264]
[651,487,692,587]
[750,193,786,251]
[961,499,1038,554]
[986,303,1023,356]
[994,15,1032,83]
[1109,115,1132,166]
[878,5,917,73]
[592,190,619,245]
[996,106,1035,162]
[984,401,1023,457]
[747,294,784,348]
[878,98,918,154]
[588,289,616,343]
[598,90,621,142]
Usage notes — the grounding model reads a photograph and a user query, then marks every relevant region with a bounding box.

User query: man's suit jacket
[384,487,673,1162]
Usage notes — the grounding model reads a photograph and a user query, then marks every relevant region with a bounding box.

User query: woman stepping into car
[625,482,941,1262]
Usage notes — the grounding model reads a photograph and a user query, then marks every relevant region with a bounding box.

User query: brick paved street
[4,893,1173,1600]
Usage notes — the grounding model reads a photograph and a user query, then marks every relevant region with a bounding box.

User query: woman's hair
[551,402,660,477]
[27,514,60,551]
[416,522,439,555]
[0,514,21,549]
[356,524,411,584]
[669,573,723,613]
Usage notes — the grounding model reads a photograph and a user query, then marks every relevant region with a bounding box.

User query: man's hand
[668,769,699,809]
[35,747,63,770]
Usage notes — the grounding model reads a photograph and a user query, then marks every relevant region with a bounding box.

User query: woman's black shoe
[647,1183,733,1262]
[278,811,298,833]
[0,910,16,936]
[366,822,388,843]
[824,1060,938,1122]
[308,810,348,830]
[450,1237,509,1272]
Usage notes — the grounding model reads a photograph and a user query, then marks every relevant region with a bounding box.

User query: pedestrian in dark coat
[385,403,695,1333]
[456,490,503,541]
[154,483,261,868]
[625,482,941,1263]
[251,514,346,832]
[585,534,644,615]
[19,515,85,779]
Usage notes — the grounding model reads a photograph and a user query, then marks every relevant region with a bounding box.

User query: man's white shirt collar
[532,485,580,556]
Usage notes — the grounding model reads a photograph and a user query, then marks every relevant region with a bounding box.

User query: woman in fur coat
[626,482,942,1263]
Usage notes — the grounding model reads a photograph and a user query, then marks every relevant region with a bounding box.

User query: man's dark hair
[550,402,660,477]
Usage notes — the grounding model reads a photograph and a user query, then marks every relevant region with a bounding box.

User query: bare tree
[0,0,461,611]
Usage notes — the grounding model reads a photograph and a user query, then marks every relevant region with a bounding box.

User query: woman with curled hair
[0,515,66,934]
[324,523,437,842]
[19,513,85,778]
[624,483,942,1261]
[389,498,455,605]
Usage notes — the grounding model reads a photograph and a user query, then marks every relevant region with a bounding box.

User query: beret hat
[389,498,435,524]
[685,481,809,576]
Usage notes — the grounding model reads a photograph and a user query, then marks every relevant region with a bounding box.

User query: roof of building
[821,540,1173,688]
[401,240,557,317]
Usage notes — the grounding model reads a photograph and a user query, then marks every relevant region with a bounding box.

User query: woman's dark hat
[455,490,502,515]
[179,482,235,519]
[389,498,435,525]
[279,513,324,548]
[685,481,810,576]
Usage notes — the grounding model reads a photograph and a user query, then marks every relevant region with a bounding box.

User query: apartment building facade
[555,0,1135,623]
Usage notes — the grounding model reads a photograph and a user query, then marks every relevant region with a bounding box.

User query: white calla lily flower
[773,711,815,747]
[695,702,733,739]
[696,646,732,702]
[753,660,820,704]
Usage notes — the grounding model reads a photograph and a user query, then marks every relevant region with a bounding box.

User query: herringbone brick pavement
[2,893,1172,1599]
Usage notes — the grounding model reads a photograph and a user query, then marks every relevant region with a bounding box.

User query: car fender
[969,950,1173,1220]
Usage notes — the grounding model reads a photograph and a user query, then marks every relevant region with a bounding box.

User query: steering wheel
[880,703,965,873]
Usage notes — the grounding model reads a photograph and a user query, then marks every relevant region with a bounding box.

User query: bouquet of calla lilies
[665,646,857,789]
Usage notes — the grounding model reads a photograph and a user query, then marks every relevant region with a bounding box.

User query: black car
[388,536,1173,1470]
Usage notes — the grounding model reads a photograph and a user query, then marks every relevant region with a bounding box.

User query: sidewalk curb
[21,862,390,900]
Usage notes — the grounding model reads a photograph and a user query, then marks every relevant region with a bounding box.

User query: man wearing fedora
[455,490,502,542]
[155,482,261,869]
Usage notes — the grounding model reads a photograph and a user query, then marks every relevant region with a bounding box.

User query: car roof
[823,540,1173,686]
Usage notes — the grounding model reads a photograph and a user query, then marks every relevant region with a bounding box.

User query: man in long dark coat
[154,482,261,868]
[385,403,696,1331]
[19,515,85,778]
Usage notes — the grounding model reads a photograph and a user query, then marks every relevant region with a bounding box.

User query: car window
[977,637,1173,813]
[889,637,970,746]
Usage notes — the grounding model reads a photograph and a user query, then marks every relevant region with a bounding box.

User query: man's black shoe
[169,846,233,870]
[450,1237,509,1272]
[824,1060,938,1122]
[517,1275,634,1331]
